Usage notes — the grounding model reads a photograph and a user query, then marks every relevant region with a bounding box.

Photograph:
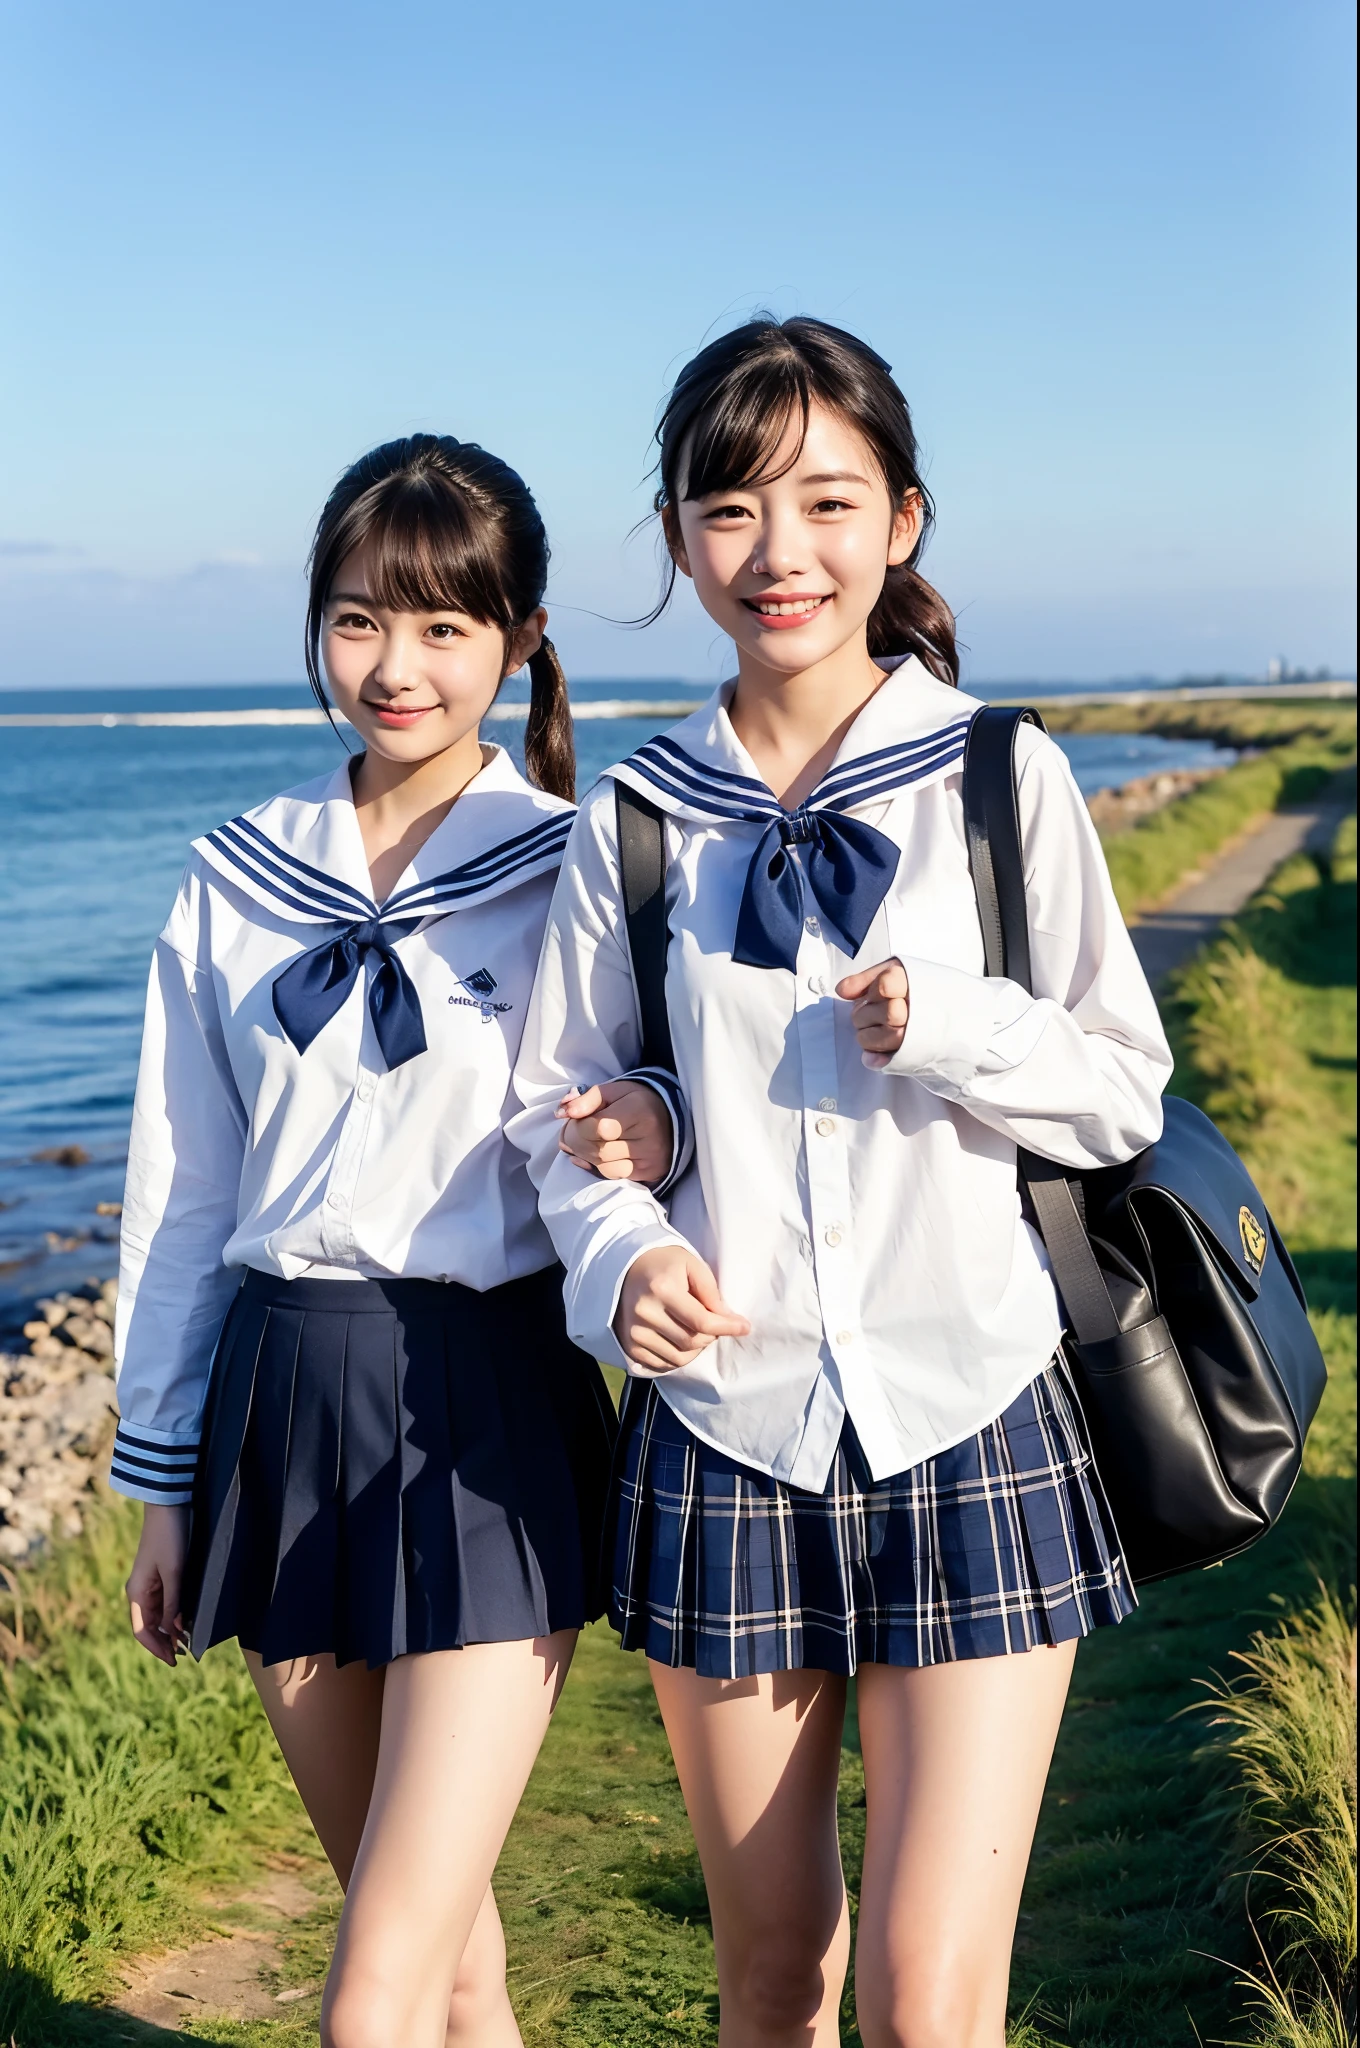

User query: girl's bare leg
[245,1648,530,2045]
[245,1651,384,1884]
[649,1662,850,2047]
[319,1632,576,2048]
[853,1641,1077,2048]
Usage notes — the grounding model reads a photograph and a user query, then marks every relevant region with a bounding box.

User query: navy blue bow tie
[617,718,978,974]
[733,807,900,972]
[272,917,427,1069]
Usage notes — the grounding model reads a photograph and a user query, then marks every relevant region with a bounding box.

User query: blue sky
[0,0,1354,688]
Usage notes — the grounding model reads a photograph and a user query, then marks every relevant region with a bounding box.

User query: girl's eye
[810,497,854,514]
[333,612,376,630]
[426,622,463,642]
[704,503,752,522]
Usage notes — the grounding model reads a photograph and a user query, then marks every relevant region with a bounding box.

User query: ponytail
[867,562,959,687]
[523,635,576,801]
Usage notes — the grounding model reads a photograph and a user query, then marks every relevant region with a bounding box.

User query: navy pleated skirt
[182,1266,617,1669]
[609,1361,1135,1679]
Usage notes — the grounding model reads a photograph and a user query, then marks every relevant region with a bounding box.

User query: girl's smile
[741,592,832,627]
[365,696,441,727]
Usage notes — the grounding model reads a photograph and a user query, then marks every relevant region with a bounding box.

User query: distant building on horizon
[1266,656,1341,684]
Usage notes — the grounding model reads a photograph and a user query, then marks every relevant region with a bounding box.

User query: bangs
[302,433,569,767]
[334,476,513,628]
[678,351,814,501]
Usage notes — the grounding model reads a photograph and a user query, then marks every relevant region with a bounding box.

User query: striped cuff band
[109,1424,200,1506]
[621,1065,693,1199]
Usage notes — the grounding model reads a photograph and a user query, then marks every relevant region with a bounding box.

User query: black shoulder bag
[616,741,1328,1586]
[963,707,1327,1581]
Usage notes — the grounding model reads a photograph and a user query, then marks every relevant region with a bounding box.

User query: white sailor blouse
[111,744,686,1506]
[509,658,1174,1493]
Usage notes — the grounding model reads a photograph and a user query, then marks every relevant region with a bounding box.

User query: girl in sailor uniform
[115,435,682,2047]
[511,322,1173,2048]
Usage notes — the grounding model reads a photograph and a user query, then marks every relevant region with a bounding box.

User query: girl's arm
[840,729,1171,1167]
[113,871,248,1506]
[508,793,733,1369]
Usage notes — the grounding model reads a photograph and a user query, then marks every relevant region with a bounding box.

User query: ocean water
[0,682,1235,1324]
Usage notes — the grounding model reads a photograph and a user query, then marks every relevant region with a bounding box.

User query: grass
[0,1515,323,2045]
[1199,1587,1356,2048]
[7,1369,1352,2048]
[1155,813,1358,2045]
[1038,700,1356,920]
[1038,701,1356,754]
[1099,751,1350,923]
[1165,812,1357,1276]
[1,755,1354,2048]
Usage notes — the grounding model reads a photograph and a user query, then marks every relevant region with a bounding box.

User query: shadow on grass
[624,1851,712,1926]
[0,1962,228,2047]
[1276,761,1346,808]
[1234,871,1356,991]
[1292,1248,1357,1315]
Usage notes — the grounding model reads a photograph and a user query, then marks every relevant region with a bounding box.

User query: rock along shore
[0,1278,119,1562]
[1084,765,1223,833]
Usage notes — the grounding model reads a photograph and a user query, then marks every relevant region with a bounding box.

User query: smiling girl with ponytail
[114,432,680,2045]
[303,434,578,799]
[514,316,1172,2047]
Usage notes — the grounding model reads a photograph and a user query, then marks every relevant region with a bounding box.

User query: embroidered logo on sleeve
[449,967,513,1021]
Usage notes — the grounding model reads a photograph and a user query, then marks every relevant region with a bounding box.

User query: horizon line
[4,671,1353,696]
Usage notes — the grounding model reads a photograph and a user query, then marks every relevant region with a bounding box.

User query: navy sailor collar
[193,743,574,929]
[607,655,983,825]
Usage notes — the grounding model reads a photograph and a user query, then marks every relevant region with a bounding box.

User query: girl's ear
[887,491,924,568]
[507,606,548,673]
[661,505,693,581]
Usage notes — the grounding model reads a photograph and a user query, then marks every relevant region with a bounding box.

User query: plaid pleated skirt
[609,1361,1135,1678]
[183,1266,616,1670]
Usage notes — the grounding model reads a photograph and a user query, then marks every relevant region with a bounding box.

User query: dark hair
[304,434,575,800]
[650,315,958,685]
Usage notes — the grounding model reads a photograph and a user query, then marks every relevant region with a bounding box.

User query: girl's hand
[556,1080,674,1186]
[126,1503,190,1667]
[836,958,910,1068]
[613,1246,750,1372]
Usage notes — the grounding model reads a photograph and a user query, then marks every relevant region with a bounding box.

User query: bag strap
[614,781,676,1072]
[961,707,1036,986]
[961,708,1121,1346]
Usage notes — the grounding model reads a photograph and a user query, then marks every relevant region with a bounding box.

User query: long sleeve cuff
[879,954,1043,1091]
[618,1065,694,1197]
[554,1185,693,1371]
[109,1420,200,1505]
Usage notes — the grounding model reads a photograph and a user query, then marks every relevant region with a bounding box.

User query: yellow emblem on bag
[1239,1205,1268,1276]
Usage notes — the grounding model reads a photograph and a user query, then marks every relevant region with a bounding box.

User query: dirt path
[111,1861,334,2032]
[1129,773,1355,984]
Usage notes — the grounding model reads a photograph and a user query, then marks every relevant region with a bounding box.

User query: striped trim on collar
[205,816,375,922]
[383,812,573,919]
[613,713,975,824]
[198,807,574,928]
